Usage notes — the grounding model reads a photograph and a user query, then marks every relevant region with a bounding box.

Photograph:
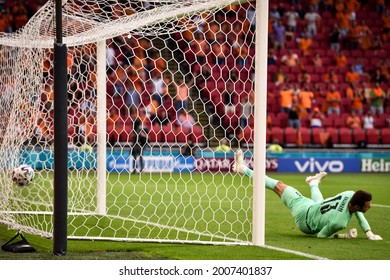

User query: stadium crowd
[2,0,390,149]
[262,0,390,148]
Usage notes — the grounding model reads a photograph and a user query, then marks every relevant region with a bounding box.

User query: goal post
[253,0,268,247]
[53,0,69,256]
[0,0,268,247]
[96,40,107,216]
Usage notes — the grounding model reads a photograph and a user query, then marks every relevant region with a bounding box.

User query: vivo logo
[294,158,344,173]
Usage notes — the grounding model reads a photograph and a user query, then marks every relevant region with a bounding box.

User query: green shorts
[281,186,315,234]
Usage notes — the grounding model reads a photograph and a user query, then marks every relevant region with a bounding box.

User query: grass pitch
[0,172,389,260]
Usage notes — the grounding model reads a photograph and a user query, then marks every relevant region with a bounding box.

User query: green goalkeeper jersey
[306,191,371,238]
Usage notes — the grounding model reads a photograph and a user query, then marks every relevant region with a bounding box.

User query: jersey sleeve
[354,211,370,232]
[316,225,333,238]
[316,221,343,238]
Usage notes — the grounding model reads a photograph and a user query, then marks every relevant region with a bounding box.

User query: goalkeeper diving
[233,150,383,240]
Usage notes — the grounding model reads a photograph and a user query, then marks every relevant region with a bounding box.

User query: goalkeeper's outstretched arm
[332,214,382,240]
[365,230,383,240]
[333,228,383,240]
[355,212,383,240]
[333,228,358,239]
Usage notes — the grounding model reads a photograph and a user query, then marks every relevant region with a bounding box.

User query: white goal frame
[0,0,268,247]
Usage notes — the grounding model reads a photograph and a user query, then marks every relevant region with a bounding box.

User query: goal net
[0,0,259,245]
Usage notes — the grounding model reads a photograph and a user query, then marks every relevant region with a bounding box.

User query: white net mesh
[0,0,256,244]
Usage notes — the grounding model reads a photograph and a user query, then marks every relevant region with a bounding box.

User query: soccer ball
[12,164,35,187]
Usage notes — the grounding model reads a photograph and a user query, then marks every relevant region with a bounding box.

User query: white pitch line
[263,245,329,260]
[372,204,390,209]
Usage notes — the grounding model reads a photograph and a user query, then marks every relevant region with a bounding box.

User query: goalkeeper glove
[366,230,383,240]
[334,228,357,239]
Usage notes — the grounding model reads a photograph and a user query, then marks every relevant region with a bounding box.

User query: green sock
[243,171,277,190]
[310,182,324,203]
[245,167,254,178]
[265,176,278,190]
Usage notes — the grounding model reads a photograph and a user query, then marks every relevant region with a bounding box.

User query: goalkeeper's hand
[366,230,383,241]
[334,228,357,239]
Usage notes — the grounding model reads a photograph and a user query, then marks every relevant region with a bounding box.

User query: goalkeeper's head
[350,190,372,213]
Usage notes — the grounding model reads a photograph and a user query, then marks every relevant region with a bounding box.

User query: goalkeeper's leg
[233,149,252,176]
[305,172,327,203]
[233,149,279,193]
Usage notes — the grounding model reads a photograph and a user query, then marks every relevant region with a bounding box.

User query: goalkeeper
[233,150,383,240]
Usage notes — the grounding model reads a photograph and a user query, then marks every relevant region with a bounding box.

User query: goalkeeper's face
[360,201,371,213]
